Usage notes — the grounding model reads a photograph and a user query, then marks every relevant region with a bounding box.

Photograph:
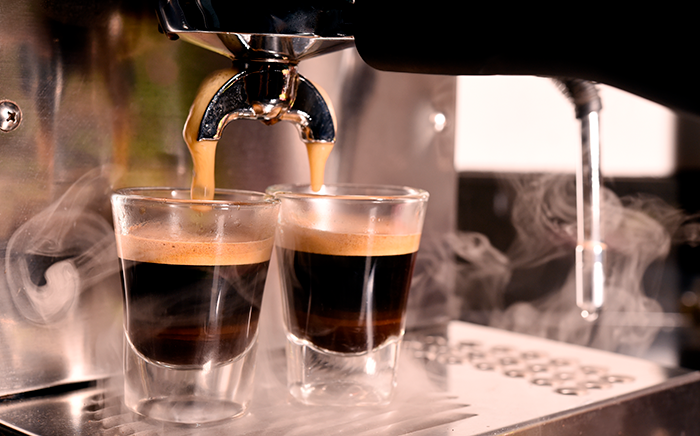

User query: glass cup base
[286,334,400,407]
[123,339,258,424]
[129,395,246,425]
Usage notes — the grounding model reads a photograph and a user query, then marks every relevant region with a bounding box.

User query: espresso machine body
[0,0,456,396]
[1,1,700,434]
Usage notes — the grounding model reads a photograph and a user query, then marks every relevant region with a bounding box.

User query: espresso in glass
[118,226,271,367]
[268,183,429,406]
[112,188,278,424]
[278,231,419,354]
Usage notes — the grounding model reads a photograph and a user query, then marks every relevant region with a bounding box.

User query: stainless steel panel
[0,0,457,396]
[0,0,227,395]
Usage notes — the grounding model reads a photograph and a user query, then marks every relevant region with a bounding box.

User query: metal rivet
[550,358,576,367]
[532,378,554,386]
[521,350,547,360]
[500,357,520,366]
[580,365,607,376]
[1,100,22,132]
[556,386,587,396]
[605,374,635,384]
[554,371,576,381]
[582,380,612,390]
[504,369,526,378]
[529,364,549,373]
[475,362,496,371]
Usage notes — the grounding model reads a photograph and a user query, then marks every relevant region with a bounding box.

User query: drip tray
[1,322,699,435]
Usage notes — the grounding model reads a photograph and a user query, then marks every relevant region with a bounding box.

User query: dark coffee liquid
[119,259,269,366]
[278,247,416,354]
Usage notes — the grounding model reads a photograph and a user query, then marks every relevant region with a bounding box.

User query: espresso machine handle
[352,2,700,116]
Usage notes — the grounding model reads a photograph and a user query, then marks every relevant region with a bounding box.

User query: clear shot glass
[267,184,429,406]
[111,188,280,424]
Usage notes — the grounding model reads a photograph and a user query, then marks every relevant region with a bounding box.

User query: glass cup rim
[266,183,429,202]
[112,187,279,208]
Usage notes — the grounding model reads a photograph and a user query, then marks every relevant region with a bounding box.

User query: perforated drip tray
[405,331,640,398]
[1,322,699,435]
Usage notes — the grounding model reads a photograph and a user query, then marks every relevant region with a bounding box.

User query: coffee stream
[183,68,236,200]
[183,69,334,199]
[306,142,334,192]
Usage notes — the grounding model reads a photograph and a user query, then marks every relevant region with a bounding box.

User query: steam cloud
[5,167,120,324]
[443,174,690,356]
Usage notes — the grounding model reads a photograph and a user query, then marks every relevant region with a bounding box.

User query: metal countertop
[1,322,698,435]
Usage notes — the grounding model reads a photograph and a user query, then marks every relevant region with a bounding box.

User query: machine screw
[0,100,22,132]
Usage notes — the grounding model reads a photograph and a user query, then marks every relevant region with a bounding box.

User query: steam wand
[555,79,604,322]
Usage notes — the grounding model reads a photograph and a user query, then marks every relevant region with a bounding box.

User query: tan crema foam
[117,226,273,266]
[277,225,421,257]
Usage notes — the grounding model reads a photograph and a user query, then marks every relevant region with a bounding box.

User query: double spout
[198,62,336,144]
[156,0,353,146]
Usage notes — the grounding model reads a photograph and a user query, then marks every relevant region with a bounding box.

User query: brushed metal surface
[0,0,196,396]
[0,0,457,397]
[0,322,696,435]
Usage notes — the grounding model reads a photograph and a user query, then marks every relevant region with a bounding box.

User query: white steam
[451,174,688,356]
[5,167,120,324]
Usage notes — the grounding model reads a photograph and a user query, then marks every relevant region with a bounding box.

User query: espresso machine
[1,1,699,434]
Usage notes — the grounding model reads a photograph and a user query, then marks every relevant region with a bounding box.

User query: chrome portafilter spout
[155,0,354,144]
[198,61,335,143]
